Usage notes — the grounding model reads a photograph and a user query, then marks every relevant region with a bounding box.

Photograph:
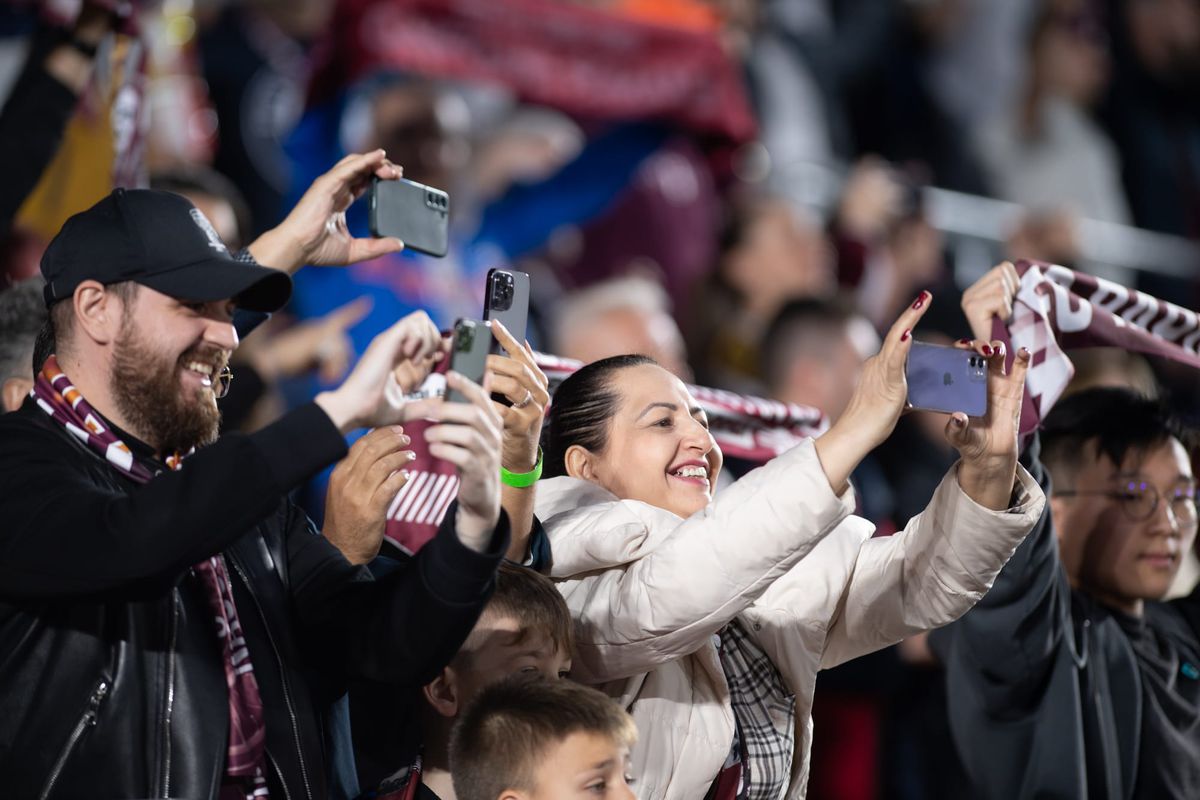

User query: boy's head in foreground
[423,563,573,725]
[450,675,638,800]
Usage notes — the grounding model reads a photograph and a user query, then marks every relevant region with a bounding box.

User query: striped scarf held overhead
[31,355,269,800]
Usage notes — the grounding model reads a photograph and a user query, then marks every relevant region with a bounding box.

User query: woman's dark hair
[542,354,657,478]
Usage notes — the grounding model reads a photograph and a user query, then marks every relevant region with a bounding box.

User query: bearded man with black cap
[0,152,511,800]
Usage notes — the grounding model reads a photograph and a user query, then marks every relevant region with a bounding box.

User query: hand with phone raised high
[484,319,550,561]
[248,150,407,273]
[813,290,932,494]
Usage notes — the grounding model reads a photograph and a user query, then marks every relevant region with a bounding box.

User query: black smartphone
[905,342,988,417]
[446,318,491,403]
[368,176,450,257]
[483,268,530,354]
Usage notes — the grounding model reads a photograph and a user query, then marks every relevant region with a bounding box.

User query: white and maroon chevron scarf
[997,259,1200,445]
[30,355,269,800]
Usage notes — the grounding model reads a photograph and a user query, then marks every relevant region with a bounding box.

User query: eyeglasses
[215,366,233,400]
[1055,481,1199,523]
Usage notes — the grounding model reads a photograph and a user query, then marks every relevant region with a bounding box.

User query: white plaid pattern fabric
[717,619,796,800]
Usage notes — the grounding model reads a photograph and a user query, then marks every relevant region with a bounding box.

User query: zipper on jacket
[230,557,314,800]
[159,588,180,798]
[267,750,295,800]
[38,679,110,800]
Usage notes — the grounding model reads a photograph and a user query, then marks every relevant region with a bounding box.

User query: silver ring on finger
[513,389,534,409]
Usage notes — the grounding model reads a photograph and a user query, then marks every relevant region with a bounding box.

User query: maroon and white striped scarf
[999,259,1200,445]
[31,355,269,800]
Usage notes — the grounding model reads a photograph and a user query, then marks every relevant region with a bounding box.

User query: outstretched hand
[422,372,505,553]
[485,319,550,473]
[248,150,407,273]
[323,426,415,565]
[945,339,1030,509]
[961,261,1019,343]
[814,290,932,492]
[314,310,446,434]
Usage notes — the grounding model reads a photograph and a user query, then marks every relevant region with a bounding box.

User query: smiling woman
[536,294,1047,800]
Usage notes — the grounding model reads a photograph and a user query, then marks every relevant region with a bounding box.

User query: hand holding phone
[905,341,988,417]
[369,176,450,257]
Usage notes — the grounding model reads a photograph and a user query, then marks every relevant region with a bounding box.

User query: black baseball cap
[41,188,292,312]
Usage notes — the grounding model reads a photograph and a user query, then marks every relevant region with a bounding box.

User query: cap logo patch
[189,208,230,255]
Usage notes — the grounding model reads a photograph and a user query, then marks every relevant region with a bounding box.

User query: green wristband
[501,447,543,488]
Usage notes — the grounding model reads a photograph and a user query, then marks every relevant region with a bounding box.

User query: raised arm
[483,320,551,563]
[546,437,857,683]
[0,309,447,597]
[928,438,1076,711]
[548,293,940,683]
[0,402,345,597]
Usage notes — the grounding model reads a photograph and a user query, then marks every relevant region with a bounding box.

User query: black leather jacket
[0,399,506,800]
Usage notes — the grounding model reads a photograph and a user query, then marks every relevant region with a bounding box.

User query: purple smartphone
[905,342,988,417]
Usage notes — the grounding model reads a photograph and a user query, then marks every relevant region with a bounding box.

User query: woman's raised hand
[485,319,550,473]
[814,291,932,492]
[945,339,1030,509]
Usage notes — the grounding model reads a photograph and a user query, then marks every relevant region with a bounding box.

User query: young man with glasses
[931,386,1200,799]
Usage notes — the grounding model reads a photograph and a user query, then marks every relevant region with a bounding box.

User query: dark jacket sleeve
[929,436,1092,800]
[0,31,80,233]
[0,402,346,597]
[288,501,509,686]
[929,436,1076,711]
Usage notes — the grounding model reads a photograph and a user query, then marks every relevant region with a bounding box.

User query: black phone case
[369,177,450,257]
[447,319,491,403]
[483,268,531,353]
[905,342,988,417]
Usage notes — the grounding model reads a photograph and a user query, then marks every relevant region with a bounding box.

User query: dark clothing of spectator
[0,398,507,800]
[930,437,1200,800]
[0,28,80,235]
[840,14,989,194]
[199,8,309,236]
[1099,0,1200,238]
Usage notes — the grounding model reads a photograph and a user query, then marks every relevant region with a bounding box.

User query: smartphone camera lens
[492,274,514,309]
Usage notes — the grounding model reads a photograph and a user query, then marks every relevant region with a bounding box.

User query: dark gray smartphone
[368,176,450,257]
[483,268,530,354]
[905,341,988,417]
[446,318,491,403]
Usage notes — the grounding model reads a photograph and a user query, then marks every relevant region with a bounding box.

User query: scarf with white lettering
[30,356,269,800]
[998,259,1200,446]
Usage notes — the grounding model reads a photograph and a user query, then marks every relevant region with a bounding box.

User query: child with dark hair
[932,386,1200,799]
[363,563,574,800]
[450,675,637,800]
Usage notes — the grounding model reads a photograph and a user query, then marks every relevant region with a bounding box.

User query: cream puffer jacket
[536,438,1044,800]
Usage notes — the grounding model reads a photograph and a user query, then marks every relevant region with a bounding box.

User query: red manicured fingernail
[901,329,911,342]
[957,338,972,346]
[981,344,994,356]
[911,291,928,310]
[952,416,965,428]
[1019,347,1031,359]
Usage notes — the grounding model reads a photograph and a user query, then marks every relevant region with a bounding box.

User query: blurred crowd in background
[1,0,1199,797]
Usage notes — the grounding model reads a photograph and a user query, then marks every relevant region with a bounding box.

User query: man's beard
[109,318,224,454]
